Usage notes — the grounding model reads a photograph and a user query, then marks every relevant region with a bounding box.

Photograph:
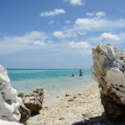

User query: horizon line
[6,68,91,70]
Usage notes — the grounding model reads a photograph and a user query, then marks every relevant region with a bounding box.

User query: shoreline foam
[26,82,104,125]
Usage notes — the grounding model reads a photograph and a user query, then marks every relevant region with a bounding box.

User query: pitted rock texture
[0,65,30,123]
[23,88,44,115]
[91,43,125,122]
[18,93,25,98]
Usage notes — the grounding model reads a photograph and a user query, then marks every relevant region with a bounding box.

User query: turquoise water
[7,69,95,100]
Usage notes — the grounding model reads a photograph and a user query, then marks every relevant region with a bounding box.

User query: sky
[0,0,125,69]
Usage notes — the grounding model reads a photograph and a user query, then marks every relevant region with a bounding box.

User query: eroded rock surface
[23,88,44,115]
[18,93,25,98]
[0,65,30,123]
[91,43,125,122]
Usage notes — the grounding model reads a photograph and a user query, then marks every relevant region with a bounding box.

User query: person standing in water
[79,69,83,76]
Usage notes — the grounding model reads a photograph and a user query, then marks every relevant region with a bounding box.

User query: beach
[7,69,104,124]
[1,0,124,124]
[26,82,104,125]
[8,69,94,101]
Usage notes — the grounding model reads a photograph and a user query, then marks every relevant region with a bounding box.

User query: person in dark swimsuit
[79,69,83,76]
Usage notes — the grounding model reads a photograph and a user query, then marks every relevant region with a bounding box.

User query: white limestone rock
[0,65,30,123]
[91,43,125,87]
[0,120,23,125]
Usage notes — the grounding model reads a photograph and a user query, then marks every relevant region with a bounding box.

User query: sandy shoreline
[26,82,104,125]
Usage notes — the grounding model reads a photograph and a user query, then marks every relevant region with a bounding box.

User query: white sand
[26,82,104,125]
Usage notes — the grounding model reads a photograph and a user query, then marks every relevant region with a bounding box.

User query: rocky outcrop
[91,43,125,122]
[0,65,30,123]
[22,88,44,115]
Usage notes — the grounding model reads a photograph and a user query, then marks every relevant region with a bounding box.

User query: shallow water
[7,69,95,100]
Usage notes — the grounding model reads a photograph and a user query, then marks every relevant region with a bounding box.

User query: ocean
[7,69,95,101]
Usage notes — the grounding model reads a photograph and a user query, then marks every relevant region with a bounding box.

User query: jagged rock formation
[0,65,30,123]
[22,88,44,115]
[91,43,125,122]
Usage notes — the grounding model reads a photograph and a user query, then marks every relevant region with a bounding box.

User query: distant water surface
[7,69,95,100]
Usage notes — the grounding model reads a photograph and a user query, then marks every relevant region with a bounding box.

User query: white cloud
[64,0,84,5]
[40,9,65,16]
[74,17,125,31]
[33,40,47,46]
[100,32,120,41]
[2,31,48,44]
[53,31,64,38]
[88,32,122,45]
[75,18,102,27]
[96,12,106,16]
[75,18,92,25]
[0,31,93,57]
[86,12,105,17]
[68,41,92,48]
[49,20,54,24]
[86,12,94,16]
[2,11,125,57]
[53,31,77,38]
[68,41,92,55]
[0,31,48,54]
[78,32,86,35]
[65,20,70,24]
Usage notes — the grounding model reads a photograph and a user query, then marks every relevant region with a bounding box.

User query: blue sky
[0,0,125,69]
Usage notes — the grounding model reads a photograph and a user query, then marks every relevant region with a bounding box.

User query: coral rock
[0,65,30,123]
[91,43,125,122]
[18,93,25,98]
[23,88,44,115]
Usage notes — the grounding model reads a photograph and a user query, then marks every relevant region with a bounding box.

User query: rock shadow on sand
[72,112,125,125]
